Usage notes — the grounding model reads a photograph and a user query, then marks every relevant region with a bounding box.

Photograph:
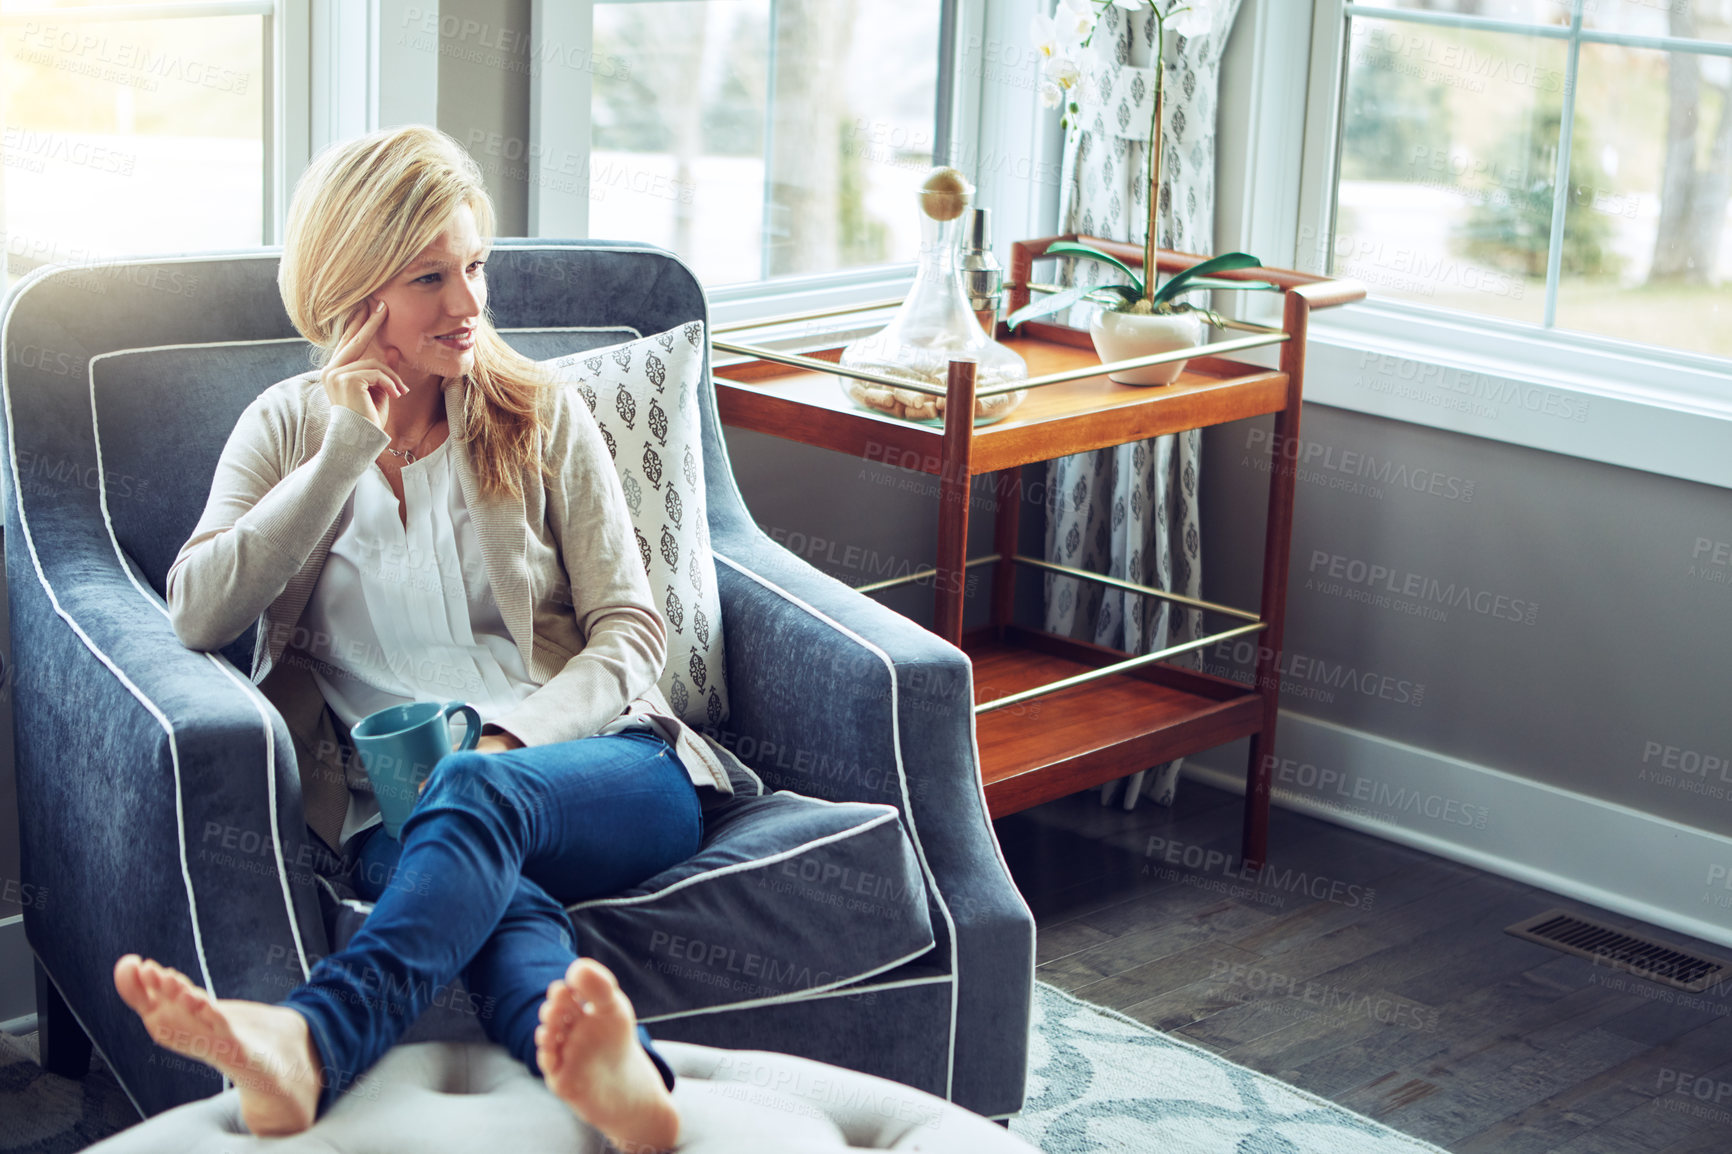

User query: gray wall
[437,0,534,237]
[722,429,1048,634]
[1197,405,1732,837]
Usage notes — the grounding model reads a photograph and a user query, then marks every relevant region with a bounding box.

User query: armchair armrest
[708,522,1034,1114]
[11,546,330,1112]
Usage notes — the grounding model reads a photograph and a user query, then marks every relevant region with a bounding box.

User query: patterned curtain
[1043,0,1243,809]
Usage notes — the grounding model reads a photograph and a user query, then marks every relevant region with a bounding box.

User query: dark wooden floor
[994,783,1732,1153]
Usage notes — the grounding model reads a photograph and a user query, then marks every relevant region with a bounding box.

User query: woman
[111,125,734,1153]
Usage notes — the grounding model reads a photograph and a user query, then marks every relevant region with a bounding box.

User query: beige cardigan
[167,370,738,852]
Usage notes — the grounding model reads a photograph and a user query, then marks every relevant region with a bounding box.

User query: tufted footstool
[79,1041,1039,1153]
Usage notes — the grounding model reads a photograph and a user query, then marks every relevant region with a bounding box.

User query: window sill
[1303,301,1732,492]
[708,264,914,334]
[707,264,915,356]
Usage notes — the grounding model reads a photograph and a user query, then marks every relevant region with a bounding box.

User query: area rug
[1010,983,1451,1154]
[1,986,1450,1153]
[0,1030,134,1153]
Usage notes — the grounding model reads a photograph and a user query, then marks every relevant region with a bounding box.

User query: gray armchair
[1,241,1033,1121]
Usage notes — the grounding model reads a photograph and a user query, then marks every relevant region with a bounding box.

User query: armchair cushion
[573,790,935,1021]
[320,789,935,1034]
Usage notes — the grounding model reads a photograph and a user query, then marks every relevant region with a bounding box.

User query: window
[1327,0,1732,359]
[0,0,277,295]
[421,0,949,297]
[588,0,944,288]
[0,0,962,307]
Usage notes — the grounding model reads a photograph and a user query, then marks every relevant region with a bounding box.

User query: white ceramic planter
[1088,308,1204,386]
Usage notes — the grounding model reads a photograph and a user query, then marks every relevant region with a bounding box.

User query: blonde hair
[278,124,551,501]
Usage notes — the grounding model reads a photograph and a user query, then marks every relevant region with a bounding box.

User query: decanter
[838,169,1028,425]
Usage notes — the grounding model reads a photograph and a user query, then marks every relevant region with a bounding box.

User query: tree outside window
[1334,0,1732,358]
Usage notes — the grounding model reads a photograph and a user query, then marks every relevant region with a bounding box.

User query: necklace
[381,416,444,465]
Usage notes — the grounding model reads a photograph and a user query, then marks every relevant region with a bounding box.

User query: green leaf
[1043,242,1145,297]
[1150,252,1268,311]
[1170,276,1284,294]
[1006,282,1133,330]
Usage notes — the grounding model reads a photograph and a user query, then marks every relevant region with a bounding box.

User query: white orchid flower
[1039,79,1065,110]
[1030,11,1059,57]
[1163,0,1211,37]
[1042,52,1083,90]
[1056,0,1098,40]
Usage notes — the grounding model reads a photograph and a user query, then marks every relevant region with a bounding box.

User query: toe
[187,992,218,1024]
[571,960,615,1005]
[546,982,582,1022]
[114,956,145,1008]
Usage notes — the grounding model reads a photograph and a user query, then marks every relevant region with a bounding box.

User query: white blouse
[300,434,646,844]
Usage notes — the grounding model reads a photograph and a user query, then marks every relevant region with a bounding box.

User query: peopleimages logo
[1688,537,1732,589]
[1307,550,1538,626]
[1266,756,1490,831]
[1206,639,1425,707]
[14,23,250,94]
[1354,350,1590,423]
[1208,960,1441,1031]
[1143,835,1376,909]
[1245,428,1475,504]
[1355,27,1568,94]
[1,126,136,174]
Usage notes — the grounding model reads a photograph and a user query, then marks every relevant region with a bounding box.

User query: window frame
[1271,0,1732,490]
[0,0,296,286]
[517,0,1024,331]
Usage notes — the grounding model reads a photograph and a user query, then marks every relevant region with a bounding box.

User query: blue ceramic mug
[351,700,481,839]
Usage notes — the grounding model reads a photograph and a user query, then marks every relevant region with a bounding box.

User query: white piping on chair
[712,551,962,1102]
[33,956,150,1119]
[566,808,902,911]
[497,324,642,338]
[962,670,1036,1115]
[315,874,374,916]
[804,973,952,998]
[90,335,315,984]
[0,277,221,1014]
[638,941,940,1025]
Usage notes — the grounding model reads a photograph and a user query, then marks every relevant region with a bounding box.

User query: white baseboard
[1184,712,1732,952]
[0,918,32,1023]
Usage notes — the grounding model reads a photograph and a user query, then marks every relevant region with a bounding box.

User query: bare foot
[534,959,680,1154]
[113,954,323,1136]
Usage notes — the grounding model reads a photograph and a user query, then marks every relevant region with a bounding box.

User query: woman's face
[367,201,488,390]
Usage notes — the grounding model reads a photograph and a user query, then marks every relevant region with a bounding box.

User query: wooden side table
[713,239,1364,865]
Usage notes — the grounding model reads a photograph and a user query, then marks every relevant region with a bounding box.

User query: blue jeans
[283,728,702,1116]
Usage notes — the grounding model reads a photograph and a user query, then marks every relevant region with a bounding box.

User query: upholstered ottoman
[78,1041,1039,1153]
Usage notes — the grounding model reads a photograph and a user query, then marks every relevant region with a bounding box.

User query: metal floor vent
[1506,909,1730,993]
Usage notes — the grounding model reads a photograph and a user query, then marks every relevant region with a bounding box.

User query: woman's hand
[321,300,406,431]
[475,733,524,755]
[417,732,523,795]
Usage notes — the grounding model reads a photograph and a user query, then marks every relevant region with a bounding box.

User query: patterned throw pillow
[542,321,727,729]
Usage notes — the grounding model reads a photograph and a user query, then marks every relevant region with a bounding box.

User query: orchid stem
[1145,12,1163,304]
